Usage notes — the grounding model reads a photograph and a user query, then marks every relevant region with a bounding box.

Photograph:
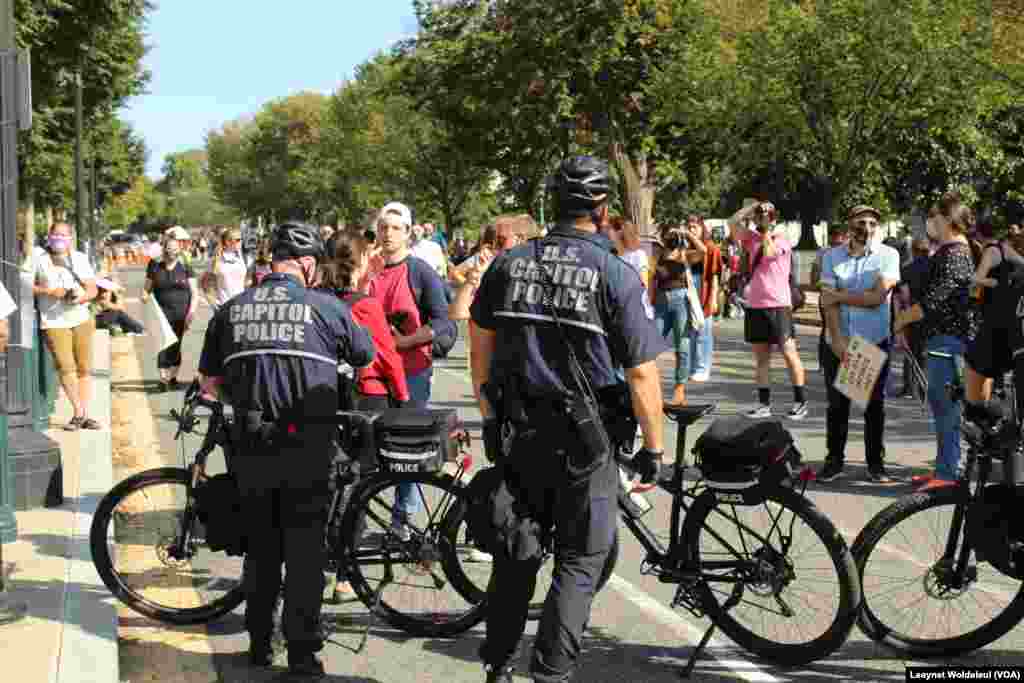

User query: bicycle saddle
[663,403,715,427]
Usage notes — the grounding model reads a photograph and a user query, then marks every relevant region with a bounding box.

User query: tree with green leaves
[15,0,152,214]
[401,0,716,232]
[329,55,496,236]
[655,0,1001,247]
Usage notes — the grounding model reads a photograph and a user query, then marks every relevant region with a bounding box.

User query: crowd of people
[34,164,1023,681]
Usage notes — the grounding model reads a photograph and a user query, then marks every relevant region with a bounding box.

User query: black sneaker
[867,467,894,484]
[287,652,325,678]
[485,664,515,683]
[817,460,845,482]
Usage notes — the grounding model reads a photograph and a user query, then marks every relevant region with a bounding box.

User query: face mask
[48,235,71,252]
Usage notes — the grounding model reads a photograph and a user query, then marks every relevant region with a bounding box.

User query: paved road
[112,265,1024,682]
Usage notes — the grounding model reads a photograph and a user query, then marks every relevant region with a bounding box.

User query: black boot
[484,663,514,682]
[288,651,325,679]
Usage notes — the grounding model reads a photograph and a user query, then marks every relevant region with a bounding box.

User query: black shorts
[744,307,796,345]
[967,316,1014,379]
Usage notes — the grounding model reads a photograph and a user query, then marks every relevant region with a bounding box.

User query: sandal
[65,416,83,431]
[80,418,102,430]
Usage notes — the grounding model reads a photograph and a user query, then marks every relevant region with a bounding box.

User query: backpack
[406,259,458,358]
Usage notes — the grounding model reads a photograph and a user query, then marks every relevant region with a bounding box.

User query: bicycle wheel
[90,467,245,625]
[339,472,489,637]
[682,486,859,665]
[853,487,1024,656]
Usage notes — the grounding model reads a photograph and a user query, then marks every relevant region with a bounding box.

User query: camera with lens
[663,230,686,250]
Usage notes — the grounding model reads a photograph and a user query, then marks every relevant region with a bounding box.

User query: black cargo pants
[234,420,333,655]
[479,422,618,682]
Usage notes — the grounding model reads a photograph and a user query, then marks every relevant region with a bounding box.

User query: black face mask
[851,226,870,245]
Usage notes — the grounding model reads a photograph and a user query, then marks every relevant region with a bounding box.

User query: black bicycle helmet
[552,155,611,218]
[270,222,324,260]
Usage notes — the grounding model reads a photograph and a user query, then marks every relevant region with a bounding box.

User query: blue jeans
[926,335,965,481]
[655,288,692,385]
[691,313,713,376]
[394,366,433,524]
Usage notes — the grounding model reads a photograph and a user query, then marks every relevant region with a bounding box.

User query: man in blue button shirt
[817,205,901,483]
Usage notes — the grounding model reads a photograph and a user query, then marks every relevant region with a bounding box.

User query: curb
[53,329,118,683]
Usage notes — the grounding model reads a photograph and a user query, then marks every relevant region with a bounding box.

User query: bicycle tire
[683,486,860,665]
[852,487,1024,656]
[339,472,487,637]
[89,467,246,625]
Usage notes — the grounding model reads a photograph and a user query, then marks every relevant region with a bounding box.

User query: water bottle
[618,463,653,518]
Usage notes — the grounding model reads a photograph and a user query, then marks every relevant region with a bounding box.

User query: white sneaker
[745,405,772,419]
[466,548,493,563]
[689,371,710,383]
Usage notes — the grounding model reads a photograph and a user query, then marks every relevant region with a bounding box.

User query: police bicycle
[448,402,862,675]
[852,351,1024,656]
[89,380,492,638]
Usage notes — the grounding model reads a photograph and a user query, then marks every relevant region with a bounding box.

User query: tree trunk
[610,143,655,237]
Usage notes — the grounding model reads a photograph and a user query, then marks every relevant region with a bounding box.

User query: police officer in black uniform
[469,156,667,683]
[197,222,374,677]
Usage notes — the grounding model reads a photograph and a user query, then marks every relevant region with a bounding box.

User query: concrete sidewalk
[0,331,118,683]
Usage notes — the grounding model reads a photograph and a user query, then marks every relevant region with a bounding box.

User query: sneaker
[287,652,325,678]
[867,467,894,484]
[817,460,845,482]
[466,548,493,563]
[745,404,772,419]
[484,664,514,683]
[689,371,710,383]
[787,402,809,421]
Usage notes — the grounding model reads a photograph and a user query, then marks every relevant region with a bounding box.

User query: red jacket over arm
[344,293,410,402]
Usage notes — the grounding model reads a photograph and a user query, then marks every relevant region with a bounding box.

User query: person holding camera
[728,201,808,420]
[649,221,706,406]
[469,156,665,683]
[34,222,101,430]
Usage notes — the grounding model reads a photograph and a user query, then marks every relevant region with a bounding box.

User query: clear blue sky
[121,1,419,179]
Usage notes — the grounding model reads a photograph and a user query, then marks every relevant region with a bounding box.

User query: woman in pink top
[728,201,808,420]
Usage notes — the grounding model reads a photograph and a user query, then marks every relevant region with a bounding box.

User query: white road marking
[606,575,781,682]
[435,365,780,682]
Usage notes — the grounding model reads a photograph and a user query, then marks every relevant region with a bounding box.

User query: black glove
[482,419,503,463]
[631,448,664,485]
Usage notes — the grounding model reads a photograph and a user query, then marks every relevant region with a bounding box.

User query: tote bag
[144,296,178,353]
[684,267,706,332]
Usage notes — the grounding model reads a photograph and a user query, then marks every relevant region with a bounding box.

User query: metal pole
[0,0,28,625]
[74,57,84,246]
